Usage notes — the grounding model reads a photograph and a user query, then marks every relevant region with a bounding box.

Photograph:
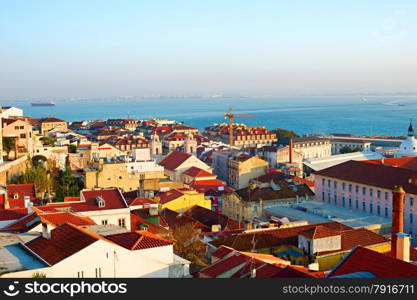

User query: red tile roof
[6,184,36,209]
[274,265,326,278]
[40,212,96,227]
[251,263,286,278]
[200,253,249,277]
[105,231,172,250]
[63,197,80,202]
[365,157,417,170]
[299,225,340,240]
[211,246,235,260]
[130,213,169,235]
[160,208,209,231]
[158,151,191,171]
[315,160,417,195]
[211,222,352,251]
[0,208,28,221]
[35,188,129,213]
[129,197,156,207]
[329,246,417,278]
[0,212,39,233]
[157,189,185,204]
[316,228,389,256]
[77,188,128,211]
[183,205,242,231]
[183,166,214,178]
[25,223,98,265]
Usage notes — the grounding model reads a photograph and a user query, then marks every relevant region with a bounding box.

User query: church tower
[150,133,162,156]
[184,133,197,155]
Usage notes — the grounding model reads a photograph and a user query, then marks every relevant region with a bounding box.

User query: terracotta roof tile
[25,223,98,265]
[158,151,191,171]
[6,184,36,209]
[329,246,417,278]
[183,166,214,178]
[105,231,172,250]
[315,160,417,194]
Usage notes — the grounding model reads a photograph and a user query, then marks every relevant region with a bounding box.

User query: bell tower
[184,133,197,155]
[150,133,162,156]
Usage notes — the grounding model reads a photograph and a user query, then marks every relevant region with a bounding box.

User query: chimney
[289,139,293,163]
[42,222,51,239]
[396,232,410,262]
[23,196,31,208]
[391,185,405,258]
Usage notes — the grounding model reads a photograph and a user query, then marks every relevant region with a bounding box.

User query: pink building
[314,157,417,245]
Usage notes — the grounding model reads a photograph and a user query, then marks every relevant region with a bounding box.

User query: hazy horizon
[1,1,417,100]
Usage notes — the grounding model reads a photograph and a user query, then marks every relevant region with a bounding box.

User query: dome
[396,136,417,157]
[395,120,417,157]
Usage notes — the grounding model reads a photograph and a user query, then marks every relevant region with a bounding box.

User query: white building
[2,223,189,278]
[395,121,417,158]
[0,106,23,119]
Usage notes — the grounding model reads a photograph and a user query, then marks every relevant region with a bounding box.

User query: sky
[1,0,417,99]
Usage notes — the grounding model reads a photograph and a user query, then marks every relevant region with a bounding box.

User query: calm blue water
[2,96,417,136]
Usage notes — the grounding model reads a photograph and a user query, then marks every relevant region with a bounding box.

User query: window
[377,205,381,216]
[342,196,345,207]
[377,190,381,199]
[20,133,26,138]
[370,189,373,197]
[385,192,388,201]
[370,203,373,213]
[253,206,258,213]
[349,184,352,192]
[322,192,325,202]
[410,213,414,224]
[411,198,414,207]
[362,201,366,212]
[355,185,359,193]
[334,194,337,204]
[385,207,388,218]
[101,220,108,225]
[362,187,366,195]
[355,199,359,209]
[328,193,331,203]
[342,182,346,190]
[118,218,126,228]
[328,180,331,188]
[349,198,352,208]
[334,181,337,189]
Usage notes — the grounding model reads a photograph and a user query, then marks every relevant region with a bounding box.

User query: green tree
[2,137,15,159]
[32,155,48,167]
[53,165,83,202]
[170,223,209,271]
[17,166,53,195]
[40,136,55,146]
[272,128,299,143]
[68,144,77,153]
[340,146,362,154]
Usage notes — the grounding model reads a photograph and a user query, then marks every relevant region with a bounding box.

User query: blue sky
[1,0,417,99]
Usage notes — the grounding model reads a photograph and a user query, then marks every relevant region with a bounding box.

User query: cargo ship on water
[31,101,56,106]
